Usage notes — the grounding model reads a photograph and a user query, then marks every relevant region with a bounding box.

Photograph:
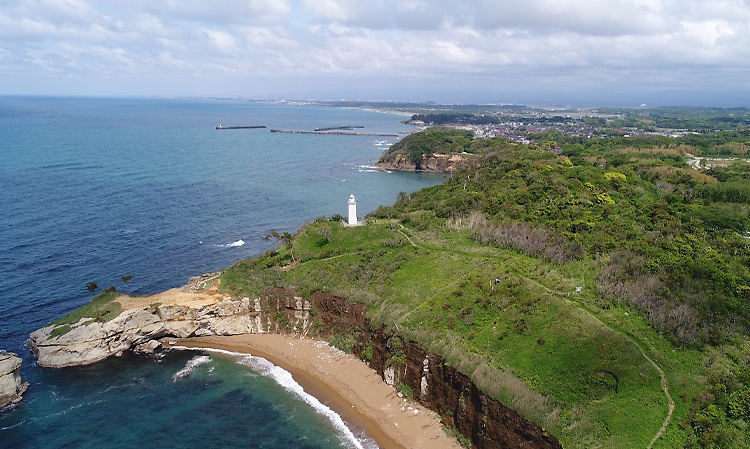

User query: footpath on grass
[391,224,676,448]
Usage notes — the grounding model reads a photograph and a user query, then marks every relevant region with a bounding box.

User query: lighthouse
[348,194,358,225]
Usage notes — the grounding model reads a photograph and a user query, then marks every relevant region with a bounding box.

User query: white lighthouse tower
[348,194,358,225]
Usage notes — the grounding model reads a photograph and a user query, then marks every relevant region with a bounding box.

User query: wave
[172,346,370,449]
[172,355,211,381]
[355,165,380,173]
[215,239,245,248]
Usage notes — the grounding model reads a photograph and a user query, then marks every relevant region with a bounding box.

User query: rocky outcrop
[0,352,28,408]
[374,152,464,173]
[29,287,560,448]
[28,293,315,369]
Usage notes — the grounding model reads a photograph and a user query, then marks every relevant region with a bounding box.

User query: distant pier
[271,129,398,137]
[216,125,266,130]
[314,126,365,131]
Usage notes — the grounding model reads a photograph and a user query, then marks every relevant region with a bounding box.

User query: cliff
[374,152,465,172]
[28,284,560,448]
[28,283,315,369]
[0,352,28,408]
[375,127,474,172]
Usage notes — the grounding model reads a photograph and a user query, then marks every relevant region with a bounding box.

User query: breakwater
[216,125,266,129]
[271,129,398,137]
[314,126,364,131]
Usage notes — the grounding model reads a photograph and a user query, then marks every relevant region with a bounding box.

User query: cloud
[0,0,748,104]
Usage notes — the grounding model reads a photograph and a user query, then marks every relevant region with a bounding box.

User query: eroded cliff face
[28,287,560,448]
[374,153,464,173]
[28,292,316,369]
[0,352,28,408]
[311,291,561,449]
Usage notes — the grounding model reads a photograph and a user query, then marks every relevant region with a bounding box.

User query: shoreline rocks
[28,295,313,369]
[27,287,561,448]
[0,352,28,408]
[374,153,464,173]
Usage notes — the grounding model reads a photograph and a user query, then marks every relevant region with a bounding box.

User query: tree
[263,230,295,262]
[86,281,99,295]
[121,275,133,287]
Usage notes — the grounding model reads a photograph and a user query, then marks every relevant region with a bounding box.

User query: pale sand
[116,277,225,309]
[167,335,460,449]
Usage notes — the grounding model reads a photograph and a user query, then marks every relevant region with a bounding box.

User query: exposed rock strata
[29,287,560,448]
[0,352,28,408]
[374,152,464,172]
[312,291,561,449]
[28,293,313,369]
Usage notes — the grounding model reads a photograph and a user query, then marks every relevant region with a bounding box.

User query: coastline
[166,335,460,449]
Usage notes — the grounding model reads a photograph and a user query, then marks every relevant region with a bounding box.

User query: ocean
[0,97,444,448]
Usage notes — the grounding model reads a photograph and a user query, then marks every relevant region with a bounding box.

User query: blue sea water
[0,97,444,447]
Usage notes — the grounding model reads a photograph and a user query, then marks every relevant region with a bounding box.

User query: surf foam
[172,346,368,449]
[172,355,211,381]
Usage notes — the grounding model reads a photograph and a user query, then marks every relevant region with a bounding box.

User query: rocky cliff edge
[28,280,314,369]
[374,152,464,173]
[0,352,28,408]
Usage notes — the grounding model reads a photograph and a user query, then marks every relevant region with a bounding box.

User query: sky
[1,0,749,106]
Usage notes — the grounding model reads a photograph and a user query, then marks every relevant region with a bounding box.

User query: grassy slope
[220,128,750,447]
[220,219,708,448]
[48,289,123,337]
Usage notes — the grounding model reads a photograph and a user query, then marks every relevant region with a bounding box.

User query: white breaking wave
[172,346,367,449]
[216,239,245,248]
[172,355,211,381]
[355,165,379,173]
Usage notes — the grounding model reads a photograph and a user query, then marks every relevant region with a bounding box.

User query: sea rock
[0,352,28,408]
[374,152,464,173]
[28,296,314,369]
[134,340,161,354]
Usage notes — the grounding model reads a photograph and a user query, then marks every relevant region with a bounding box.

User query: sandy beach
[166,334,460,449]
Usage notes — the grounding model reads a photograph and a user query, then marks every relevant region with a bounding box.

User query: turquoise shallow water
[0,97,443,447]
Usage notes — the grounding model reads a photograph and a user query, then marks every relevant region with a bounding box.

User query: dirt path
[635,338,675,449]
[397,226,417,247]
[520,276,675,447]
[303,222,675,446]
[403,231,675,448]
[515,273,675,447]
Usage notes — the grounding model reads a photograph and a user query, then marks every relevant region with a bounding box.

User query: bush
[690,203,750,232]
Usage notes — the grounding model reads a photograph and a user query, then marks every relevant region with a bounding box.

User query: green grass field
[220,219,712,448]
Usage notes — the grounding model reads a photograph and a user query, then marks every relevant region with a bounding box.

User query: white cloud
[0,0,748,103]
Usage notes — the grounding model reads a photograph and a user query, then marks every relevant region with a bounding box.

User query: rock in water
[0,352,28,408]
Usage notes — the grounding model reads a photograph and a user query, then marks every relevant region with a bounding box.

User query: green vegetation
[411,113,501,125]
[49,289,123,336]
[85,281,98,295]
[329,332,358,354]
[442,424,473,448]
[217,127,750,448]
[380,128,475,162]
[594,107,750,133]
[379,127,536,164]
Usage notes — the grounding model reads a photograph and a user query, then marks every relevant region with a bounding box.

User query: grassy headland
[221,128,750,448]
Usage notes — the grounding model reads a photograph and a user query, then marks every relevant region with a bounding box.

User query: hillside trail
[399,227,675,448]
[513,273,675,449]
[397,224,418,247]
[299,223,675,446]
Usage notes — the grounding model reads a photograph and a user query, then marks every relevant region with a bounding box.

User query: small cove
[0,96,444,448]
